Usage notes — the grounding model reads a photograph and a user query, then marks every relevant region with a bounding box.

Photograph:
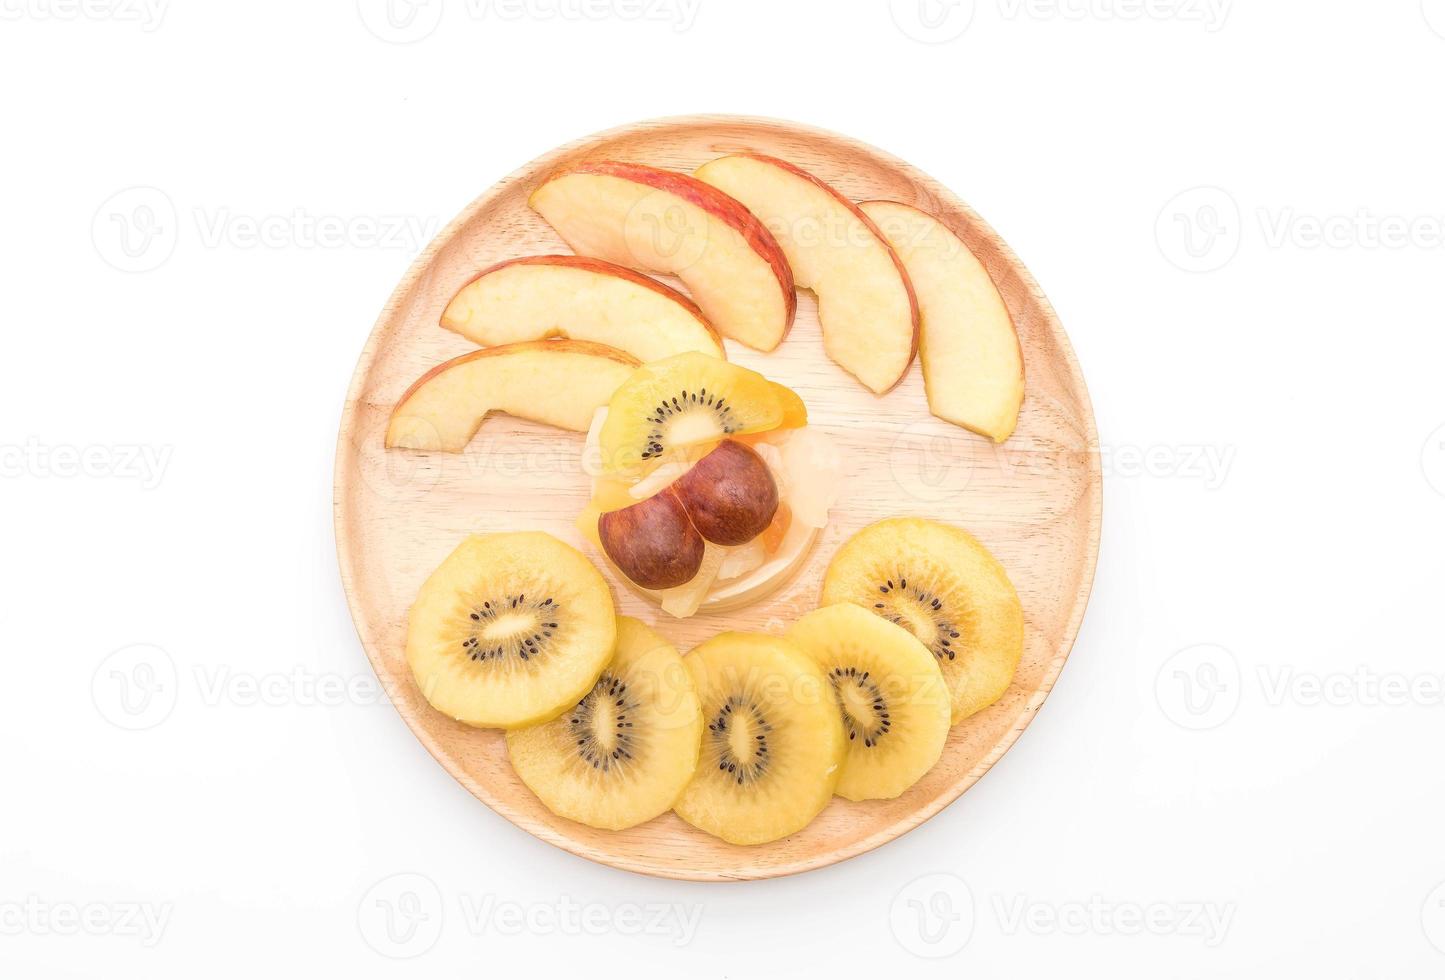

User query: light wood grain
[333,115,1102,882]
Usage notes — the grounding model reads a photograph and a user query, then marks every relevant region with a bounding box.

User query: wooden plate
[333,115,1101,881]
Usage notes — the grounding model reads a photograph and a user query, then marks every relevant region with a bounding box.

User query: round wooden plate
[334,115,1101,881]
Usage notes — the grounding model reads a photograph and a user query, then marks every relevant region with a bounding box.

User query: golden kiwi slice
[406,532,616,729]
[506,617,702,831]
[598,352,805,477]
[673,632,844,845]
[820,517,1024,723]
[786,604,950,801]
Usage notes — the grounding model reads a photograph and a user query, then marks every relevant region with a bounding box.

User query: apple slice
[529,162,796,351]
[386,339,639,451]
[693,153,919,394]
[859,201,1024,443]
[440,255,725,361]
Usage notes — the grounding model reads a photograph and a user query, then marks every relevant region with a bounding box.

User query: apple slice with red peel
[386,339,638,451]
[529,162,796,351]
[440,255,725,361]
[597,488,705,590]
[859,201,1024,443]
[693,153,919,394]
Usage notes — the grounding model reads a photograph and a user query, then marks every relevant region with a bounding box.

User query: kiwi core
[481,611,536,642]
[568,672,639,773]
[460,594,560,663]
[709,697,772,786]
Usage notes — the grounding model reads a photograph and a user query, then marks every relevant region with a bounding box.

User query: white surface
[3,2,1444,976]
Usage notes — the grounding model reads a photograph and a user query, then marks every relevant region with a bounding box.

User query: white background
[3,1,1444,976]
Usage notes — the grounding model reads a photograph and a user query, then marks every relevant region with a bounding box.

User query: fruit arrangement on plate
[336,117,1099,877]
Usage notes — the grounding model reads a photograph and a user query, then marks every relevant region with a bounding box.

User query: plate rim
[332,113,1103,881]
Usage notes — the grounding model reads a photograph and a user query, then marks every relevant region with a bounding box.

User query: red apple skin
[443,254,724,348]
[671,439,779,546]
[725,152,921,389]
[858,199,1026,436]
[550,161,798,330]
[388,339,640,438]
[598,488,705,589]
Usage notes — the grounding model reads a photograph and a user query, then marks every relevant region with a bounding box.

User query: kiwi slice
[506,617,702,830]
[673,632,844,845]
[598,352,805,477]
[406,532,616,729]
[820,517,1024,724]
[786,604,951,801]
